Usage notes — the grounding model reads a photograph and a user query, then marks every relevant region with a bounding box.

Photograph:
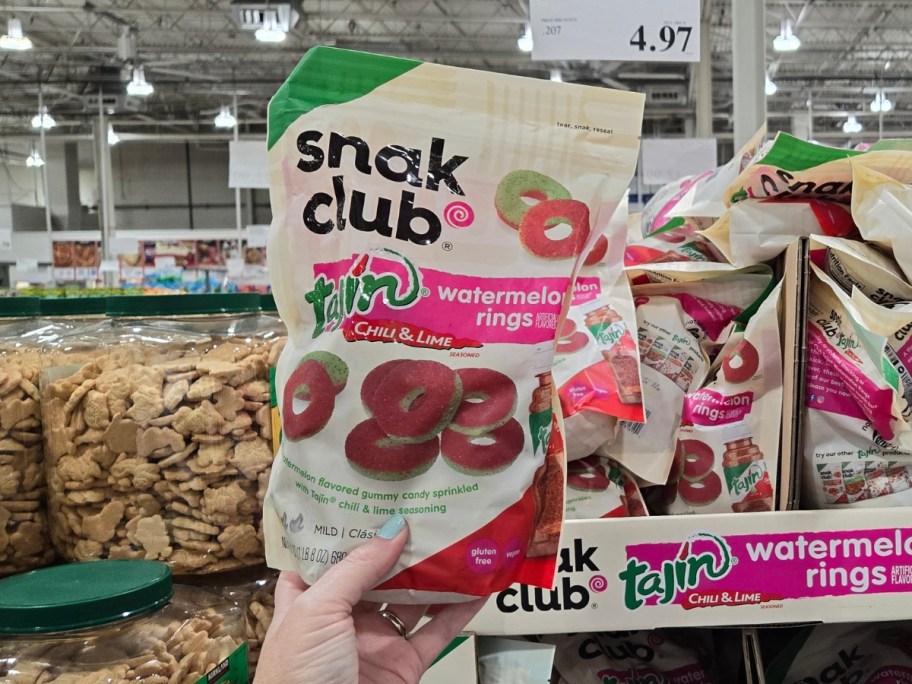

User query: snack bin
[41,293,286,574]
[175,564,278,678]
[0,297,57,578]
[0,559,248,683]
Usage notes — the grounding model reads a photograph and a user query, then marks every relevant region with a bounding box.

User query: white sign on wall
[640,138,718,186]
[530,0,700,62]
[229,140,269,189]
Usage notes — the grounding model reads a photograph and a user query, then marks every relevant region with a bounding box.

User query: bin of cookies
[0,559,248,683]
[41,294,287,574]
[175,564,278,678]
[0,297,56,578]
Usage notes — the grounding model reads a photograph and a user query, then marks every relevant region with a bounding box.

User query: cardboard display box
[469,240,912,634]
[469,509,912,634]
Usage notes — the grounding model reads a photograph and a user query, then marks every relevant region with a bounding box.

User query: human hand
[255,514,487,684]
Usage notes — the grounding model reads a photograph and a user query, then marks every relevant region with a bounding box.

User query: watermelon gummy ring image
[263,46,644,603]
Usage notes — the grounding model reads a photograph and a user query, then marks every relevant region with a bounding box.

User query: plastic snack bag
[851,161,912,284]
[639,125,766,239]
[661,280,783,514]
[564,455,646,520]
[725,132,912,206]
[599,266,771,485]
[812,235,912,422]
[765,621,912,684]
[264,47,644,602]
[545,630,720,683]
[625,218,724,267]
[811,234,912,306]
[550,194,646,462]
[553,196,645,460]
[700,198,857,268]
[802,265,912,508]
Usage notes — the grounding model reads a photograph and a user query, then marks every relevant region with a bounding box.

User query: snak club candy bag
[263,47,644,602]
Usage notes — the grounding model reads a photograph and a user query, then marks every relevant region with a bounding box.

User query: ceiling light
[550,69,562,83]
[107,124,120,145]
[1,18,32,51]
[870,89,893,113]
[765,75,778,96]
[25,149,44,167]
[842,115,863,134]
[255,11,286,42]
[126,65,154,97]
[214,105,237,129]
[773,19,801,52]
[30,105,56,130]
[517,25,533,53]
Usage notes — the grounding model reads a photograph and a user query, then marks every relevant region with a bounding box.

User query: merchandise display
[0,560,247,683]
[263,46,644,603]
[41,294,286,573]
[0,298,54,577]
[5,5,912,679]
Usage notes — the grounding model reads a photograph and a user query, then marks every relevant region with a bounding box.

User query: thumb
[304,514,409,608]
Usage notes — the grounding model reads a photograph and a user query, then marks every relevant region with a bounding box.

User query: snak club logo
[443,201,474,228]
[618,532,735,610]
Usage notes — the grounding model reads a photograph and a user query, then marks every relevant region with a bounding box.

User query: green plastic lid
[0,560,173,634]
[40,297,107,317]
[0,296,41,318]
[106,293,262,317]
[260,293,277,312]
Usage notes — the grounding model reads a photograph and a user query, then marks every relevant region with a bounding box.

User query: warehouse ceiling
[0,0,909,143]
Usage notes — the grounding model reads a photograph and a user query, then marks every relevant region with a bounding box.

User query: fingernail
[377,513,406,540]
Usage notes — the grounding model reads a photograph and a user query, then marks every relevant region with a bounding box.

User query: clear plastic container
[0,559,248,683]
[42,294,287,574]
[0,297,56,578]
[176,564,278,678]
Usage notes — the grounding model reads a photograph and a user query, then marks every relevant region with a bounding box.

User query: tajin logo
[296,130,469,245]
[495,539,601,614]
[619,533,734,610]
[305,249,422,338]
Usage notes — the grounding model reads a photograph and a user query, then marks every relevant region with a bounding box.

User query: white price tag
[15,258,38,272]
[246,224,269,248]
[99,259,120,274]
[155,256,177,269]
[109,237,139,256]
[530,0,700,62]
[226,257,245,277]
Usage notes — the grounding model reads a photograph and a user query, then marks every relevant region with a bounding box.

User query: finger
[408,597,488,670]
[265,571,309,638]
[304,514,409,608]
[380,603,429,633]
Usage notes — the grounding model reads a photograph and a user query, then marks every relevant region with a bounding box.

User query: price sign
[16,258,38,272]
[530,0,700,62]
[246,224,269,248]
[99,259,120,274]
